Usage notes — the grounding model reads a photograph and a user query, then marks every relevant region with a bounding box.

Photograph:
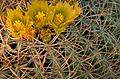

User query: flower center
[35,11,45,22]
[13,20,24,31]
[54,13,64,25]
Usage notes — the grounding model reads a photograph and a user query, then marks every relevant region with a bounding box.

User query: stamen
[54,13,64,25]
[13,20,24,31]
[35,11,45,22]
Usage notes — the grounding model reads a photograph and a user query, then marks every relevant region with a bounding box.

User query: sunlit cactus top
[5,0,81,42]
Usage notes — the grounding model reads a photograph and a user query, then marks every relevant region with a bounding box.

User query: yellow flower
[27,0,49,29]
[27,0,52,42]
[6,7,35,39]
[48,2,81,34]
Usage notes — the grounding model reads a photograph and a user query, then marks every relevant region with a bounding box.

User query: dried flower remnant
[40,28,54,42]
[23,27,35,40]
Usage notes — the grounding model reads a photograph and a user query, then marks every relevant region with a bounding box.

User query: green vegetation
[0,0,120,79]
